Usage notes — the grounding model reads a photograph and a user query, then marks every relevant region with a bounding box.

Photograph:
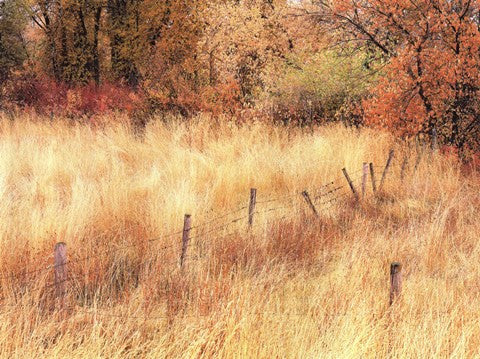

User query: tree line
[1,0,480,156]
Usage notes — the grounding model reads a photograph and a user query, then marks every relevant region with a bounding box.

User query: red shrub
[3,71,246,120]
[2,72,143,118]
[66,83,143,117]
[2,71,68,113]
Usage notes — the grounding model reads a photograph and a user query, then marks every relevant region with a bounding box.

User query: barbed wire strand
[190,205,249,230]
[0,163,393,293]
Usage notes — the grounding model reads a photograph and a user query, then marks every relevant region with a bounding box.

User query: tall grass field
[0,114,479,358]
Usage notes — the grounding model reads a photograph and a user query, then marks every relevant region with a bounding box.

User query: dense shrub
[1,72,142,118]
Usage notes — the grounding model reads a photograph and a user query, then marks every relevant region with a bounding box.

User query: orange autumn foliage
[320,0,480,152]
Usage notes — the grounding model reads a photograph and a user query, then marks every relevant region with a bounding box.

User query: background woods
[1,0,480,156]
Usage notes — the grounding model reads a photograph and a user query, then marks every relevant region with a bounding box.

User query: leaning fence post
[302,190,318,217]
[369,163,377,194]
[361,162,369,198]
[180,214,191,268]
[248,188,257,228]
[389,262,402,305]
[54,242,67,310]
[379,149,394,192]
[342,168,359,201]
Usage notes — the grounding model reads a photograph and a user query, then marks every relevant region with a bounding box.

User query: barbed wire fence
[0,149,412,321]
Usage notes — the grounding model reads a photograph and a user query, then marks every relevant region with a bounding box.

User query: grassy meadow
[0,114,479,358]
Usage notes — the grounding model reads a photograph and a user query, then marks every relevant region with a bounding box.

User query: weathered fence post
[389,262,402,305]
[342,168,359,201]
[361,162,369,198]
[180,214,191,268]
[379,149,394,192]
[302,190,318,217]
[54,242,67,310]
[369,163,377,194]
[248,188,257,228]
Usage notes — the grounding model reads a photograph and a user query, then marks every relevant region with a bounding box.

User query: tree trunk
[92,6,102,85]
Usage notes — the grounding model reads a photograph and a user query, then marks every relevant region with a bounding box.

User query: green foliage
[269,47,376,125]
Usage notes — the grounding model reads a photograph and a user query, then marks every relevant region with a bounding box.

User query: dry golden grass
[0,113,479,358]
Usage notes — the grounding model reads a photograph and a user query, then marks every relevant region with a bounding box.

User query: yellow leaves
[198,0,291,101]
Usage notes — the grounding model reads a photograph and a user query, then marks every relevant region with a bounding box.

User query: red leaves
[3,73,143,119]
[66,83,142,117]
[338,0,480,145]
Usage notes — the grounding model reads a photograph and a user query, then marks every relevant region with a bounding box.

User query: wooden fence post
[389,262,402,305]
[369,163,377,194]
[302,190,318,217]
[54,242,67,310]
[248,188,257,228]
[379,149,394,192]
[342,168,359,201]
[361,162,369,198]
[180,214,191,268]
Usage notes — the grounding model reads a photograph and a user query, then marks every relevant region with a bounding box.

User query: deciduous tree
[308,0,480,152]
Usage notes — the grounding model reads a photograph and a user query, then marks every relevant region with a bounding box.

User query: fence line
[0,174,357,286]
[1,152,404,314]
[0,171,364,286]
